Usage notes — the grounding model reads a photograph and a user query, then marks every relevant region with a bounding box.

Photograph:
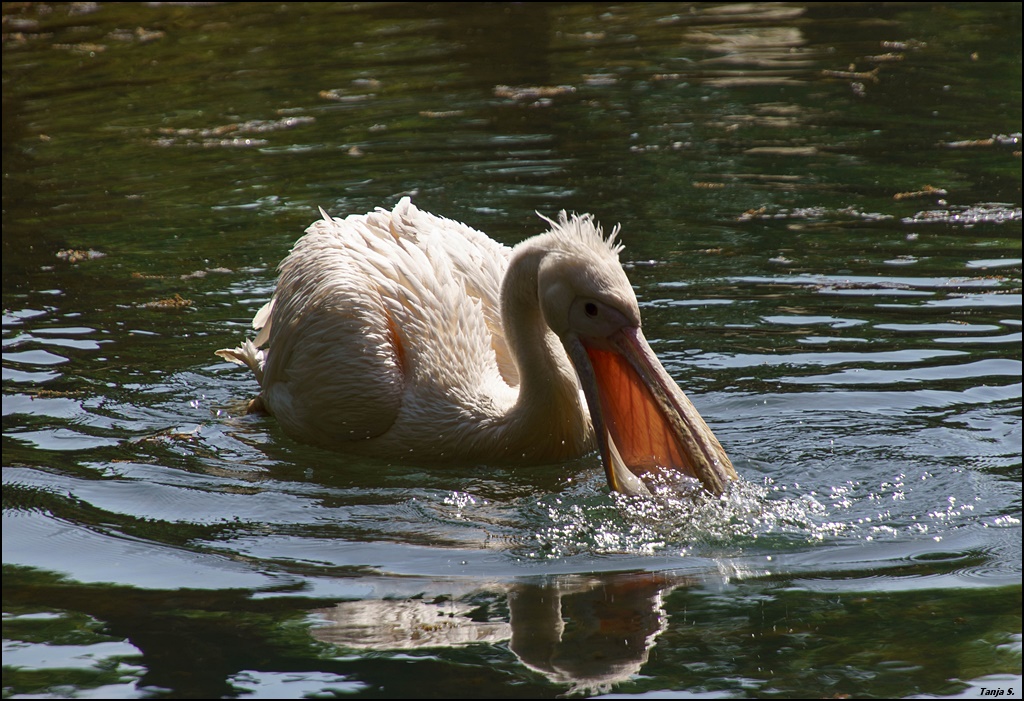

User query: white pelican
[217,198,736,496]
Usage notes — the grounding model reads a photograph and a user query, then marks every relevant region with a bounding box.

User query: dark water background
[3,2,1021,698]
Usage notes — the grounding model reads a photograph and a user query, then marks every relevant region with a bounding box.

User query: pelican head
[521,214,737,497]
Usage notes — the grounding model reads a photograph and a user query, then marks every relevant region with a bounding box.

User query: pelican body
[217,199,736,496]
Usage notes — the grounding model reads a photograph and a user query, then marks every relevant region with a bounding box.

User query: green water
[3,2,1021,698]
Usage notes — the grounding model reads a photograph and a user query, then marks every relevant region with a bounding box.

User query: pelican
[217,198,736,496]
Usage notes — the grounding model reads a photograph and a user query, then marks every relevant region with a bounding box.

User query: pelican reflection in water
[310,573,677,694]
[218,198,736,495]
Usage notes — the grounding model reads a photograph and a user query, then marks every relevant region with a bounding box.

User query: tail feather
[215,339,265,385]
[251,300,274,347]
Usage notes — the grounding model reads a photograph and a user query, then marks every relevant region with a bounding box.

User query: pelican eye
[584,302,599,317]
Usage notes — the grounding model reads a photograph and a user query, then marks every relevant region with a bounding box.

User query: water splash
[517,475,841,559]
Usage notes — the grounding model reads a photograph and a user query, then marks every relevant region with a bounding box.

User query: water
[3,2,1021,698]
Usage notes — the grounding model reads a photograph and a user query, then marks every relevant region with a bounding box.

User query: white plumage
[218,198,736,495]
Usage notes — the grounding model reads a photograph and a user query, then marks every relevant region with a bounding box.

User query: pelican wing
[239,198,517,453]
[387,199,518,386]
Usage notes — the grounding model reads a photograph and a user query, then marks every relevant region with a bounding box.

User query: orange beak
[568,327,736,496]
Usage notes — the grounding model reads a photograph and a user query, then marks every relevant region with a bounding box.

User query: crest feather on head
[537,210,624,259]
